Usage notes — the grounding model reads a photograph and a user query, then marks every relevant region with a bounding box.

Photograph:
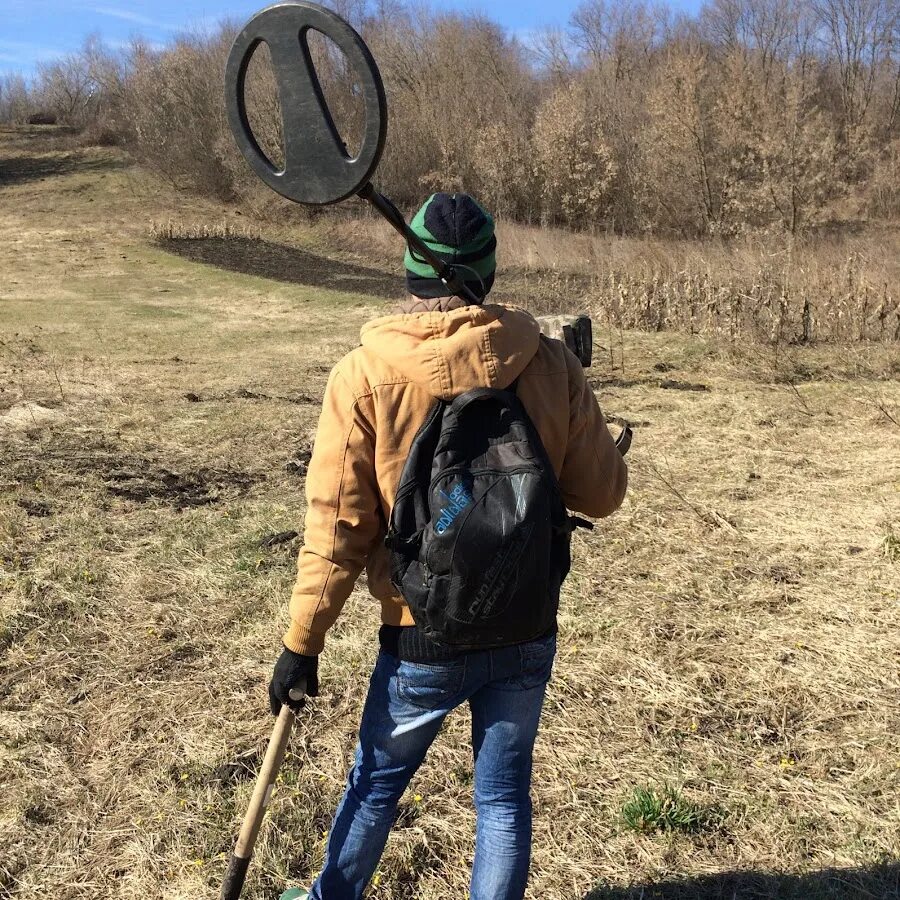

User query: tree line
[3,0,898,236]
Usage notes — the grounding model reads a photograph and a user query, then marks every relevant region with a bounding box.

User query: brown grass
[2,129,899,900]
[148,219,263,242]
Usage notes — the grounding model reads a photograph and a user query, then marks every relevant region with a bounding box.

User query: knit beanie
[404,193,496,301]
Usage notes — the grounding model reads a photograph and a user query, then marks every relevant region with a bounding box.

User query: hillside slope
[1,129,898,900]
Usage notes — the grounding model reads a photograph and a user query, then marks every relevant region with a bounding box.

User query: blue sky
[2,0,701,77]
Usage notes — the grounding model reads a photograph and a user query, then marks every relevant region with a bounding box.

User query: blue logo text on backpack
[386,383,588,649]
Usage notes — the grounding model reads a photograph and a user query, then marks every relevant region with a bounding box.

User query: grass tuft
[149,218,261,242]
[621,785,718,835]
[882,528,900,563]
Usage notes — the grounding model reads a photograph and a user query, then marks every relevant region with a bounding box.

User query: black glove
[269,646,319,715]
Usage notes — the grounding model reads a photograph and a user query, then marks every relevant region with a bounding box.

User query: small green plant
[621,784,714,835]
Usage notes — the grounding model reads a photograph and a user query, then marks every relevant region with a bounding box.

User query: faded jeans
[309,633,556,900]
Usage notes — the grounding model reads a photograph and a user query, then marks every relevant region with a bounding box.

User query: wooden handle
[220,679,306,900]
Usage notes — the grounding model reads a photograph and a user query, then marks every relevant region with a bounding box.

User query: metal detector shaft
[358,183,483,306]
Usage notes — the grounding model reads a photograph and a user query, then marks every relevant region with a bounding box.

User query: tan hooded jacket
[284,305,628,656]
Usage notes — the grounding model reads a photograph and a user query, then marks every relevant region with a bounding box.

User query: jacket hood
[360,305,542,400]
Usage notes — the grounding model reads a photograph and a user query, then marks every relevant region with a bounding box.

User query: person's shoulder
[525,334,582,378]
[331,344,410,401]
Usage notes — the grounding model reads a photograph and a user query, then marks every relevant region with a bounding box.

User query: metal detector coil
[225,1,387,205]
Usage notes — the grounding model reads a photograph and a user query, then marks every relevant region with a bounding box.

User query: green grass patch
[621,784,720,835]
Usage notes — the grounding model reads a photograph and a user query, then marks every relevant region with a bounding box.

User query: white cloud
[0,38,66,63]
[91,5,177,30]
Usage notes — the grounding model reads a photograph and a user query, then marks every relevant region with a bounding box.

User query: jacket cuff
[283,621,327,656]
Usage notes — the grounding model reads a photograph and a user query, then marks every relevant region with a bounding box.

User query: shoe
[278,890,310,900]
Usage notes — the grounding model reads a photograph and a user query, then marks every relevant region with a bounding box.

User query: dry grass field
[2,127,899,900]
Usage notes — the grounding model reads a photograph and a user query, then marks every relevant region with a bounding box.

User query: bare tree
[367,8,537,212]
[36,50,97,126]
[533,78,618,227]
[0,74,34,124]
[529,27,576,83]
[813,0,897,137]
[639,42,724,234]
[702,0,802,84]
[571,0,666,80]
[119,30,238,199]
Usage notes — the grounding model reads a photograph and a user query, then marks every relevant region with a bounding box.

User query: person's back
[270,193,627,900]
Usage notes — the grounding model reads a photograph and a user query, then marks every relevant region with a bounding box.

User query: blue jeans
[309,633,556,900]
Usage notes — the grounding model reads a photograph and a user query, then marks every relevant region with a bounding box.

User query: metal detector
[225,0,483,305]
[225,2,632,451]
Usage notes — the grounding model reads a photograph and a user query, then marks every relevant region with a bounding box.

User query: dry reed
[324,216,900,344]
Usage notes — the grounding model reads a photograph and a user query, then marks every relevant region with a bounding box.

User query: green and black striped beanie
[404,193,496,301]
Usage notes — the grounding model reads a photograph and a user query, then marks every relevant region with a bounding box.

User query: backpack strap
[384,527,424,552]
[451,387,518,414]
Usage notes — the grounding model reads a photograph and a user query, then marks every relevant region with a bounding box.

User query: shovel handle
[220,681,306,900]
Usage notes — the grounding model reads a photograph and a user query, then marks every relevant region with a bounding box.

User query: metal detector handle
[220,680,307,900]
[616,425,633,457]
[358,183,483,306]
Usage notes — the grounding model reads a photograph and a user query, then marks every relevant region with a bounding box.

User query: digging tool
[220,681,306,900]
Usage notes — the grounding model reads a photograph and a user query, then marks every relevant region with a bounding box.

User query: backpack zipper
[428,464,541,494]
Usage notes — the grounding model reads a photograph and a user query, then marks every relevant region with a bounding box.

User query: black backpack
[385,384,589,650]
